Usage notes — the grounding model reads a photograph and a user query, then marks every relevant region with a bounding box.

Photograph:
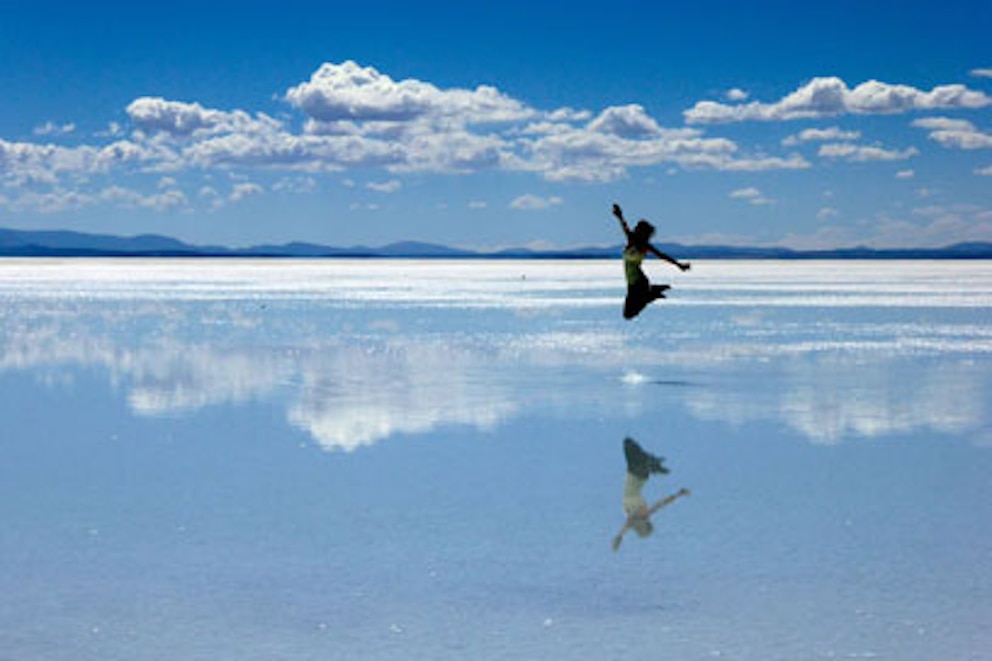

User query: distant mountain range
[2,226,991,259]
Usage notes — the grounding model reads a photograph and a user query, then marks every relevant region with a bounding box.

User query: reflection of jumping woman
[612,203,691,320]
[612,438,690,551]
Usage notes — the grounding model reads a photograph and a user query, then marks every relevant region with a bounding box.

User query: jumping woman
[612,203,691,320]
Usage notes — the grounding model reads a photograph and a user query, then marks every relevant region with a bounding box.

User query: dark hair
[632,220,655,245]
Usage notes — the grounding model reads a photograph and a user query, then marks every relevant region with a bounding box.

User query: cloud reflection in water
[1,259,989,449]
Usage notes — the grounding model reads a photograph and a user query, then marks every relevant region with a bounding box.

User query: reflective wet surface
[2,259,989,660]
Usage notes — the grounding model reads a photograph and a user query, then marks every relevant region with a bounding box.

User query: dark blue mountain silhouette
[1,226,990,259]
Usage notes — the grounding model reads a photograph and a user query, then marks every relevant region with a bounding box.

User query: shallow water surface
[1,259,989,660]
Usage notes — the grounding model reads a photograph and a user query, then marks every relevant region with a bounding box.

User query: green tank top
[623,246,645,285]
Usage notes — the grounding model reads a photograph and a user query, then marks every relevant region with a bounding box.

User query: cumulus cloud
[127,97,283,138]
[285,60,535,126]
[120,64,813,184]
[3,184,189,214]
[366,179,402,193]
[229,181,263,202]
[11,61,981,216]
[5,188,92,214]
[198,185,222,209]
[522,105,809,181]
[777,206,992,249]
[976,165,992,176]
[510,193,563,210]
[0,60,820,211]
[97,122,124,138]
[546,107,592,122]
[272,175,317,193]
[971,68,992,78]
[730,187,774,205]
[100,185,189,211]
[782,126,861,146]
[0,137,158,186]
[685,76,992,123]
[33,121,76,137]
[912,117,992,150]
[818,143,918,162]
[586,104,663,138]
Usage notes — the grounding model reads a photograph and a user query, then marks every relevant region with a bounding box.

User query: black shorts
[623,276,667,320]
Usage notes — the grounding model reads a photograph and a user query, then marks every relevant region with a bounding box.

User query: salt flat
[1,259,989,660]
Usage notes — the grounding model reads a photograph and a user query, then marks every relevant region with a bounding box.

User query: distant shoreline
[2,227,991,260]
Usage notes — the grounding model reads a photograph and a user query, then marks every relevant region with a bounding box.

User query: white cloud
[97,122,124,138]
[700,153,810,172]
[100,185,189,211]
[127,97,283,138]
[366,179,402,193]
[285,60,535,126]
[970,68,992,78]
[726,88,749,101]
[782,126,861,146]
[0,137,158,186]
[6,188,93,213]
[229,181,263,202]
[33,121,76,137]
[587,104,663,138]
[685,76,992,123]
[0,60,820,205]
[976,165,992,176]
[5,184,189,214]
[546,107,592,122]
[730,187,774,205]
[878,208,992,246]
[0,138,168,192]
[13,62,985,215]
[278,64,813,181]
[272,175,318,193]
[198,185,222,209]
[730,187,761,199]
[818,143,918,162]
[524,107,810,181]
[912,117,992,150]
[817,207,839,220]
[389,126,510,173]
[777,207,992,249]
[510,194,563,210]
[912,117,975,131]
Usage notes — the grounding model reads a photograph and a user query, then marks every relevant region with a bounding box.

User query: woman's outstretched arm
[646,487,691,516]
[649,245,692,272]
[612,203,632,239]
[612,488,691,551]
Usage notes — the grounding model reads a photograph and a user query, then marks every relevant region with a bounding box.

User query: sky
[1,0,990,251]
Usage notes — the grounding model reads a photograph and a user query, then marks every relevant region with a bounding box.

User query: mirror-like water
[2,259,989,660]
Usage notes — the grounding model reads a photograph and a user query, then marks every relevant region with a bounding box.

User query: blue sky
[1,0,990,250]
